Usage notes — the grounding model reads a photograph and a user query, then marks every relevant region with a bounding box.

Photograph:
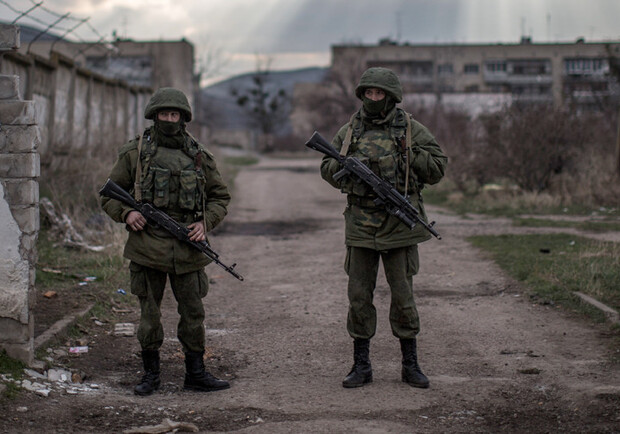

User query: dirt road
[3,156,620,433]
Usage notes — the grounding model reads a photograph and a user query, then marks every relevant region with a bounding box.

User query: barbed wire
[0,0,113,57]
[27,0,107,41]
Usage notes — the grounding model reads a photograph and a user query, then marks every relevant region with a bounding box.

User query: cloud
[7,0,620,80]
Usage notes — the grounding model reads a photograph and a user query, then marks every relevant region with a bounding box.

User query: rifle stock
[99,179,244,281]
[305,131,441,240]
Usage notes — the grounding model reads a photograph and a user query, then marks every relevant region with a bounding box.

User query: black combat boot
[342,338,373,388]
[400,338,429,388]
[183,351,230,392]
[134,349,161,396]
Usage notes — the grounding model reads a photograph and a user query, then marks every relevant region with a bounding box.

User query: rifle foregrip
[99,179,138,208]
[305,131,341,160]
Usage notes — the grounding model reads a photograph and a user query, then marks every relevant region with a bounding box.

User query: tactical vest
[340,108,418,198]
[134,129,206,219]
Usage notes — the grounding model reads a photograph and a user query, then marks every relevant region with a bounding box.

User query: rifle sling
[134,132,145,202]
[404,113,412,197]
[339,113,357,156]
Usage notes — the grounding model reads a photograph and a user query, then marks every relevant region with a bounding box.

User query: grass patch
[35,226,134,339]
[0,350,26,399]
[36,230,126,287]
[428,178,620,218]
[468,233,620,322]
[223,155,259,166]
[512,217,620,233]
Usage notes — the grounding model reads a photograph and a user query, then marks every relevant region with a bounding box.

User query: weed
[512,218,620,233]
[468,234,620,323]
[224,156,259,166]
[0,350,26,399]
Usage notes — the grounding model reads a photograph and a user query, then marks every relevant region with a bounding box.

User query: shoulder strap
[339,112,358,156]
[134,132,145,202]
[404,112,412,197]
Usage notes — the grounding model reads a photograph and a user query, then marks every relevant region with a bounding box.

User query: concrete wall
[1,50,152,170]
[0,24,39,364]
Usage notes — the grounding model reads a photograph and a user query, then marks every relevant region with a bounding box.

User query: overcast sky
[4,0,620,84]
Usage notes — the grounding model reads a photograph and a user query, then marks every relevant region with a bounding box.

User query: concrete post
[0,24,40,365]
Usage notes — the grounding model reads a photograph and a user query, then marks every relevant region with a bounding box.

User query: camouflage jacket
[101,127,231,274]
[320,108,447,250]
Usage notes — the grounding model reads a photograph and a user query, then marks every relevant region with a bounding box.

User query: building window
[437,63,453,75]
[485,61,507,73]
[511,84,551,95]
[465,84,479,92]
[511,59,550,75]
[367,60,433,77]
[564,58,608,75]
[464,64,479,74]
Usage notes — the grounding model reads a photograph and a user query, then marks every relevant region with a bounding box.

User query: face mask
[362,96,388,115]
[156,120,182,136]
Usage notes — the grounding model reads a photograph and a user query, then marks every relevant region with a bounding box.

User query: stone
[47,368,72,383]
[0,24,19,50]
[0,100,36,125]
[114,323,135,337]
[2,180,38,206]
[0,125,40,153]
[24,369,46,380]
[35,388,51,397]
[0,153,40,179]
[9,205,40,233]
[0,76,20,100]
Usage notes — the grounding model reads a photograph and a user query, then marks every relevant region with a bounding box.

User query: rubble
[114,323,136,337]
[0,364,106,398]
[123,418,199,433]
[39,198,109,252]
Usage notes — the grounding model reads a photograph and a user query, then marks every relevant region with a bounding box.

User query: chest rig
[133,129,206,220]
[340,108,415,197]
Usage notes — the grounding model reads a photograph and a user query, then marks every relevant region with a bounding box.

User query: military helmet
[144,87,192,122]
[355,67,403,103]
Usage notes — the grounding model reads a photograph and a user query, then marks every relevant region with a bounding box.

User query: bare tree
[230,55,289,150]
[295,52,366,136]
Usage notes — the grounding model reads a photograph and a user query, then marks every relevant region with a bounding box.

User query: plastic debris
[68,346,89,354]
[43,291,57,299]
[83,276,97,281]
[117,289,127,295]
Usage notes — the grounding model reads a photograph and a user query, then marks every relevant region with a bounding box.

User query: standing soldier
[101,88,232,395]
[320,67,447,389]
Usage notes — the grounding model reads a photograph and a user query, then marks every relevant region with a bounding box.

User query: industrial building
[331,37,620,108]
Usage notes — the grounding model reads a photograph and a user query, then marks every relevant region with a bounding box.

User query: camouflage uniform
[102,88,231,395]
[320,67,447,388]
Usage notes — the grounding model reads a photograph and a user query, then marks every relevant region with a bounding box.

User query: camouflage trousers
[129,261,209,353]
[344,245,420,340]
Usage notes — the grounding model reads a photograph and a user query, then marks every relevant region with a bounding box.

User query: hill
[200,67,327,134]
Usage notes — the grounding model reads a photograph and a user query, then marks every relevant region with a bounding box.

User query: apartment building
[332,37,620,107]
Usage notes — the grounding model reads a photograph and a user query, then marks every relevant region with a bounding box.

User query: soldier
[320,67,447,389]
[101,88,232,396]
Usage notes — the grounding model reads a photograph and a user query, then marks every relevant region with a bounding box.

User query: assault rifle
[305,131,441,240]
[99,179,244,281]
